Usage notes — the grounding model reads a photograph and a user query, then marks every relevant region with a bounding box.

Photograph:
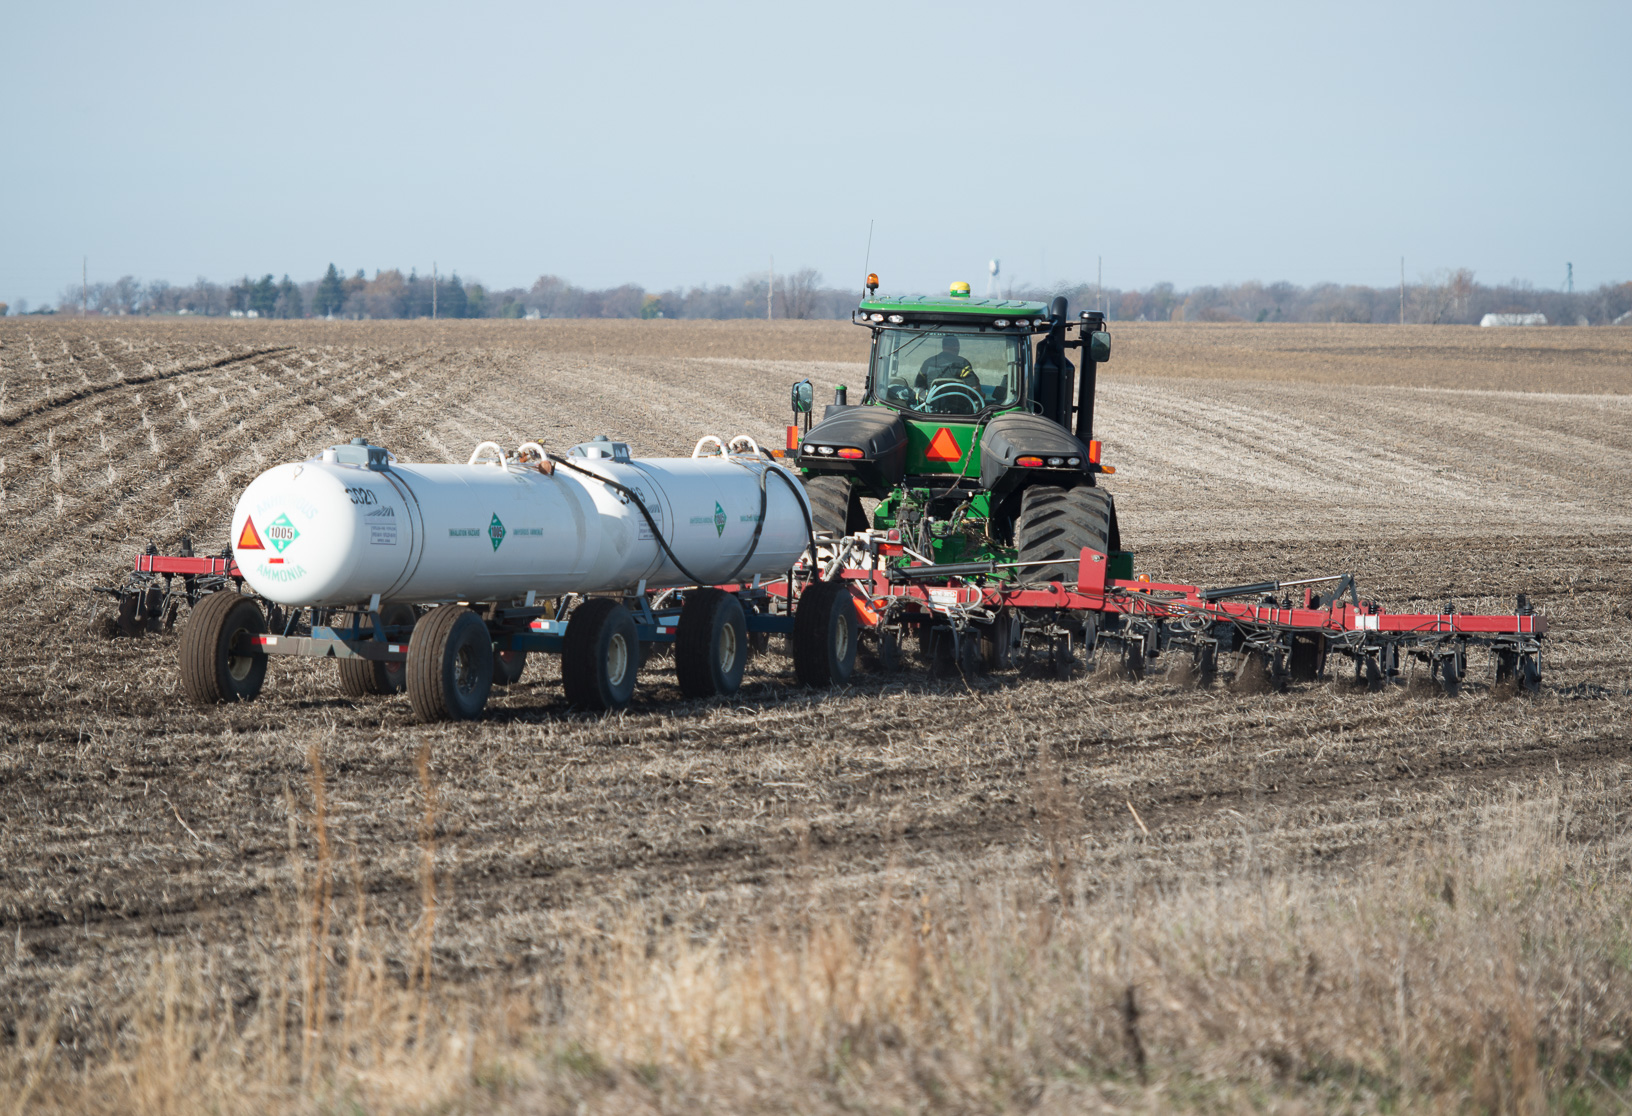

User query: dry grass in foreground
[7,745,1629,1116]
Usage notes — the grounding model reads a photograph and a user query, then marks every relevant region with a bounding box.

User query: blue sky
[3,0,1627,308]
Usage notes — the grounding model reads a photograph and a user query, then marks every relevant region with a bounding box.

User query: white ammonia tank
[230,437,812,607]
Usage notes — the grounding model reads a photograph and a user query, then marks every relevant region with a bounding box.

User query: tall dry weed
[5,778,1629,1114]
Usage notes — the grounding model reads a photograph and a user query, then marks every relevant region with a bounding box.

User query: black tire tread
[675,588,746,699]
[407,605,488,722]
[180,590,267,705]
[562,598,638,711]
[1014,485,1113,585]
[792,580,857,687]
[803,476,865,537]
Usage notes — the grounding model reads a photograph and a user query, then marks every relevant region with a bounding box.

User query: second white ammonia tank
[229,438,812,607]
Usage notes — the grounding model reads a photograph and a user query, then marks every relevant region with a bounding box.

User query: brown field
[2,318,1630,1114]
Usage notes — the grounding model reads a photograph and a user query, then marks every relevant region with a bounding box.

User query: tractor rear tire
[1014,485,1113,585]
[406,606,493,722]
[562,598,639,711]
[675,588,747,699]
[338,603,418,697]
[803,476,867,538]
[180,591,268,704]
[793,580,858,688]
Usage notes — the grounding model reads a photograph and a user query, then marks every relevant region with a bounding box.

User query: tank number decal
[345,487,379,506]
[265,513,301,553]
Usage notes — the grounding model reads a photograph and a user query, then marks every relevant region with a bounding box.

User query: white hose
[468,441,506,466]
[517,441,547,461]
[727,434,763,457]
[691,435,726,458]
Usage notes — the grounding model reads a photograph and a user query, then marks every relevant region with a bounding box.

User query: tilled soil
[2,319,1629,1045]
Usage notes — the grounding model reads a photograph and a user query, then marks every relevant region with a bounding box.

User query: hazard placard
[237,517,264,550]
[925,427,963,462]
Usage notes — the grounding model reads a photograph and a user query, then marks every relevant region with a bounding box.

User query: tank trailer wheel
[406,605,493,722]
[180,591,268,704]
[1014,485,1113,585]
[675,588,748,699]
[338,603,418,697]
[492,648,529,687]
[793,580,858,688]
[562,598,639,712]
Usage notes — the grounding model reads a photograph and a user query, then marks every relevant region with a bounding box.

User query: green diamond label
[488,512,506,551]
[265,513,300,554]
[713,501,726,537]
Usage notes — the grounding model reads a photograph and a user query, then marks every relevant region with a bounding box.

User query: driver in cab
[914,334,976,391]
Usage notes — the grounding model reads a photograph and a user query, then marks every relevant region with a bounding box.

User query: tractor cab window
[870,329,1025,417]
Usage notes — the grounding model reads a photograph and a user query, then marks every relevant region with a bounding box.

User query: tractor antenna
[862,219,875,294]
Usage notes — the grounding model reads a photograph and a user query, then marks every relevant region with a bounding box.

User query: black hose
[548,452,816,589]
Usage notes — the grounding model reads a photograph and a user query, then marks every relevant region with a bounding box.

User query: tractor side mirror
[1088,331,1111,363]
[791,379,813,414]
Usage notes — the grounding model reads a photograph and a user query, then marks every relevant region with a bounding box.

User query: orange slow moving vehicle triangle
[237,517,265,550]
[925,426,962,462]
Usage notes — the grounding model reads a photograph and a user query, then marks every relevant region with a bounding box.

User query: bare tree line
[12,265,1630,325]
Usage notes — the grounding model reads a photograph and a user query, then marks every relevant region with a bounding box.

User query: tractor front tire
[180,591,268,704]
[406,606,493,722]
[562,598,639,712]
[793,580,858,688]
[675,588,748,699]
[803,476,867,538]
[1014,485,1114,585]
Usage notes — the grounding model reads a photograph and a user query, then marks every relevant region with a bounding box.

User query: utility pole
[1399,257,1405,325]
[82,257,88,317]
[1566,262,1573,294]
[1097,255,1103,313]
[432,261,437,319]
[767,256,774,320]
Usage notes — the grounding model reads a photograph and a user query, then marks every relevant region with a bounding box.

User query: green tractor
[791,277,1126,586]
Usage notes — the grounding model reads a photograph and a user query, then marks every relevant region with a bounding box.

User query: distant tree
[640,294,664,319]
[275,275,303,318]
[466,283,489,318]
[362,270,407,319]
[438,274,468,319]
[777,268,822,319]
[312,264,345,317]
[249,274,278,317]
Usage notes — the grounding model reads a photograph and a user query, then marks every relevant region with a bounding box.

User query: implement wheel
[1014,485,1113,585]
[562,598,638,711]
[406,605,493,722]
[338,603,417,697]
[675,588,747,699]
[793,580,857,688]
[180,591,268,704]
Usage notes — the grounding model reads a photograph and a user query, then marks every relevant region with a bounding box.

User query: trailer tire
[562,598,638,711]
[793,580,857,688]
[492,649,528,687]
[675,588,747,699]
[803,476,866,537]
[1015,485,1113,585]
[180,591,268,705]
[338,603,417,697]
[406,606,493,722]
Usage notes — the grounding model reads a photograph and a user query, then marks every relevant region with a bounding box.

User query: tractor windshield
[869,329,1025,417]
